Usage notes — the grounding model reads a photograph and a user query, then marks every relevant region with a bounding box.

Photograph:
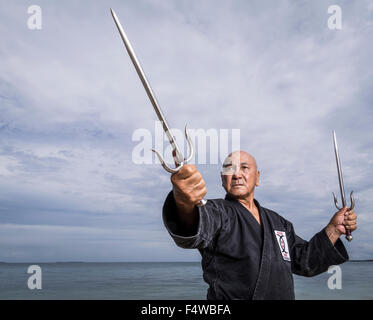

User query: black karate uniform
[163,191,349,300]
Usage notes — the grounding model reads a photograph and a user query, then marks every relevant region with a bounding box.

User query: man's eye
[222,166,235,174]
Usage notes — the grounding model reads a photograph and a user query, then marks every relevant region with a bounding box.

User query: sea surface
[0,261,372,300]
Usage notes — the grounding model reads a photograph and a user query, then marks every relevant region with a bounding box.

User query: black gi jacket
[163,191,349,300]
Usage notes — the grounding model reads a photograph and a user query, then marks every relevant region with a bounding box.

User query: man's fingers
[186,179,206,197]
[337,207,349,216]
[181,179,206,204]
[345,223,357,231]
[171,165,198,185]
[173,173,204,190]
[346,212,357,221]
[194,179,206,192]
[173,171,205,192]
[170,164,207,209]
[177,165,197,179]
[186,171,203,185]
[344,220,357,227]
[343,217,357,231]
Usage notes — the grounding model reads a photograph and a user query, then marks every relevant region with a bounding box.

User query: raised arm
[171,164,207,235]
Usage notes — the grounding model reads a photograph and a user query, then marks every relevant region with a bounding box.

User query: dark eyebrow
[222,163,232,168]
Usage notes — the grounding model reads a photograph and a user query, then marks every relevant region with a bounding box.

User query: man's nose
[232,168,241,178]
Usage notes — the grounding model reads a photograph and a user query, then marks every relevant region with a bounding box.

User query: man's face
[221,151,260,199]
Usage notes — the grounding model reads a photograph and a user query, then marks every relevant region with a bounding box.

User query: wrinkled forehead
[222,152,257,167]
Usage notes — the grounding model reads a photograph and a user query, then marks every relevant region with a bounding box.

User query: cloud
[0,0,372,261]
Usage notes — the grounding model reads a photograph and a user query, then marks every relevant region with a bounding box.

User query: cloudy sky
[0,0,372,262]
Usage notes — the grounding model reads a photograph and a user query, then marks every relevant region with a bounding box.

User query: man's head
[221,151,260,200]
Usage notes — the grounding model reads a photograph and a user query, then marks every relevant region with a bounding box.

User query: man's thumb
[338,206,349,216]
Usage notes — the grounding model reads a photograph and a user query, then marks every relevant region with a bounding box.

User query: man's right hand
[171,164,207,207]
[171,165,207,231]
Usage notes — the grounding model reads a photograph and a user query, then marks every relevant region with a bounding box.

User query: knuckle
[191,171,202,183]
[179,164,197,179]
[184,164,196,174]
[172,170,183,180]
[178,167,188,178]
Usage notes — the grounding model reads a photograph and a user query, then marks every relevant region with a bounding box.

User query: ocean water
[0,261,372,300]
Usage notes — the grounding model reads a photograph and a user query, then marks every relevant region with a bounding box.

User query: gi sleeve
[287,223,349,277]
[162,190,222,249]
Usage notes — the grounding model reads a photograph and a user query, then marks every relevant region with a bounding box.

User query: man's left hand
[326,207,357,244]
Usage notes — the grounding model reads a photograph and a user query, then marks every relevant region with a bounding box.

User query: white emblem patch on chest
[274,230,291,261]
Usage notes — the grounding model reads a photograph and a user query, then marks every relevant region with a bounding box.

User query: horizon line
[1,259,372,264]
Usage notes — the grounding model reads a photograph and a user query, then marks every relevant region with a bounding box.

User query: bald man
[162,151,357,300]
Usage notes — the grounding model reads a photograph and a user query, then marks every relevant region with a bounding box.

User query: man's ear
[256,170,260,186]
